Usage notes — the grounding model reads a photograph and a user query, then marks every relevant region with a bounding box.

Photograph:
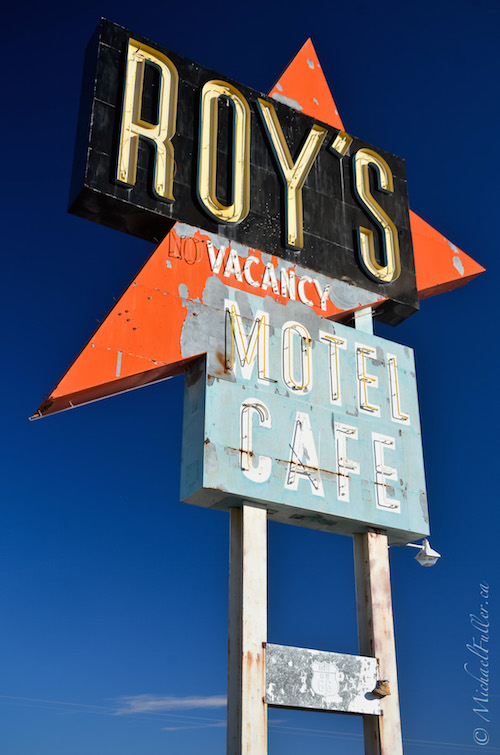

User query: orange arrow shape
[32,226,388,418]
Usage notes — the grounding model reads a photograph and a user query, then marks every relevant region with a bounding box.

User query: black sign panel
[69,19,418,323]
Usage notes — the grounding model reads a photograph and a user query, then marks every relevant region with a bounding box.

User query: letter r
[117,39,178,201]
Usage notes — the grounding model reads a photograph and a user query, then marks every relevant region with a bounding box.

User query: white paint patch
[306,58,315,69]
[205,442,218,475]
[271,93,303,112]
[313,97,319,105]
[276,82,283,92]
[453,256,465,276]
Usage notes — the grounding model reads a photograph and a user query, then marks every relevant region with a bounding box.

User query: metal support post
[353,531,403,755]
[352,307,403,753]
[354,306,375,334]
[227,503,268,754]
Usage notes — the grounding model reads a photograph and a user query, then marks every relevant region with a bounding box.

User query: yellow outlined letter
[257,99,327,249]
[117,39,178,200]
[353,148,401,283]
[198,81,251,224]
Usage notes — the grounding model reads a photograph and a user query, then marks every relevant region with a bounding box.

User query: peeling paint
[453,256,465,276]
[330,278,382,310]
[181,311,428,543]
[205,442,218,475]
[306,58,315,70]
[270,92,303,112]
[265,644,380,715]
[172,222,198,239]
[115,351,123,377]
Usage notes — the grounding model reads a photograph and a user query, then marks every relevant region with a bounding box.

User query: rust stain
[214,349,227,371]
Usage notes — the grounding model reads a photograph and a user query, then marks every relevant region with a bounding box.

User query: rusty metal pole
[227,503,268,754]
[353,531,403,754]
[352,307,403,754]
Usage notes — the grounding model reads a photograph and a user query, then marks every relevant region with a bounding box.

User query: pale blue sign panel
[181,289,429,543]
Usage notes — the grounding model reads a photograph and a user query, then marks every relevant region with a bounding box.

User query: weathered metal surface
[265,644,380,716]
[70,19,419,324]
[268,39,344,131]
[227,505,267,754]
[180,287,428,543]
[33,223,389,419]
[354,531,402,754]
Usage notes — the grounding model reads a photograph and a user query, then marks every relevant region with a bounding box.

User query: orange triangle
[409,210,485,298]
[268,39,344,130]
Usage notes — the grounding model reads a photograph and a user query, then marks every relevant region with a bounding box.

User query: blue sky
[2,0,499,752]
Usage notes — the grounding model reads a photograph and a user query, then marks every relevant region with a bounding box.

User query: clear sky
[2,0,498,753]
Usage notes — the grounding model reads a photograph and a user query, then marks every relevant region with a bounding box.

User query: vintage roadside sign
[180,293,428,544]
[34,22,483,421]
[34,19,485,755]
[32,19,482,547]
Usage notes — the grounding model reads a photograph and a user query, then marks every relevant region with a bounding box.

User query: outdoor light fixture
[402,538,441,567]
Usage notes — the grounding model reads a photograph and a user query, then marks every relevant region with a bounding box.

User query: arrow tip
[268,38,344,130]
